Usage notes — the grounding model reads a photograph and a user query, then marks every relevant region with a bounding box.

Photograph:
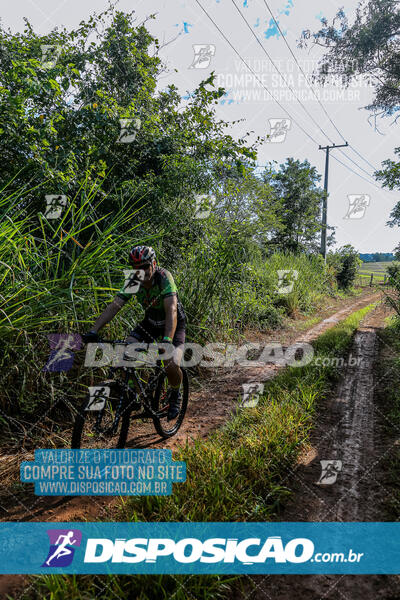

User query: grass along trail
[0,289,382,525]
[0,292,385,600]
[247,301,398,600]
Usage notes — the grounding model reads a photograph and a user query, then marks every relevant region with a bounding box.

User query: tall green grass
[0,178,148,422]
[217,252,337,334]
[1,181,340,420]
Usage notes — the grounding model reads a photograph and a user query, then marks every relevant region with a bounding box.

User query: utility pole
[319,142,348,259]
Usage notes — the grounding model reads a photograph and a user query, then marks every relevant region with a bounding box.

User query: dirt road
[0,290,385,600]
[0,291,381,524]
[248,302,400,600]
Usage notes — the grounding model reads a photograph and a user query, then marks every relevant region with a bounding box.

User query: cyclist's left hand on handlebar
[82,330,99,343]
[158,338,173,356]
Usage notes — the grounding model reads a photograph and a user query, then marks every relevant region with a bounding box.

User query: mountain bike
[71,339,189,449]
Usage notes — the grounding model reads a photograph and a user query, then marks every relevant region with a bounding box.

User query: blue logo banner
[0,522,399,574]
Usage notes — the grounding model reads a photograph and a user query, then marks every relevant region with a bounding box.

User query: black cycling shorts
[129,318,186,348]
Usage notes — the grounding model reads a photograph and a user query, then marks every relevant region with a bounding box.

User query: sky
[3,0,399,252]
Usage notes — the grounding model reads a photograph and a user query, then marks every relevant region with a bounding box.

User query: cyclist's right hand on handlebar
[82,330,99,343]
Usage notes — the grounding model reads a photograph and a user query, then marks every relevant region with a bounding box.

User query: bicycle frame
[73,337,188,448]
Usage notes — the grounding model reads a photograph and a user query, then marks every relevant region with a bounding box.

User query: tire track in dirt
[248,302,399,600]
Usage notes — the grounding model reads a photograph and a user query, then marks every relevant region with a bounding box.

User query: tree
[300,0,400,119]
[0,6,258,243]
[327,245,362,289]
[261,158,325,253]
[301,0,400,228]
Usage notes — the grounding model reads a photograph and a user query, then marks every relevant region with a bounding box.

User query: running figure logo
[241,383,264,408]
[122,269,145,294]
[277,269,298,295]
[42,529,82,567]
[189,44,216,69]
[344,194,370,219]
[86,385,110,411]
[116,118,141,144]
[43,333,82,372]
[44,194,67,220]
[194,194,215,219]
[267,118,291,143]
[317,460,343,485]
[40,44,62,69]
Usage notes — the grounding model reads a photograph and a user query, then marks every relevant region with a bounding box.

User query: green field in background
[357,261,392,284]
[359,261,393,273]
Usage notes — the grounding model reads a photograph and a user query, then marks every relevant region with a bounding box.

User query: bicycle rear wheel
[71,381,131,449]
[152,369,189,438]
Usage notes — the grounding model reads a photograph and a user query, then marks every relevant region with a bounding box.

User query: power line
[348,145,379,173]
[233,0,381,183]
[330,154,384,191]
[261,0,380,174]
[193,0,321,146]
[194,0,389,192]
[231,0,336,144]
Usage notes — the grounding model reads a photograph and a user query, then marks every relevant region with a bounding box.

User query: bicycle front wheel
[71,382,130,449]
[152,368,189,438]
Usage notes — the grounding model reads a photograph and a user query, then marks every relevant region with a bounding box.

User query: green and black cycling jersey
[117,267,185,327]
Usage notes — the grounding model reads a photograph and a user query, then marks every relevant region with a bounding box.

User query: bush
[387,262,400,290]
[385,262,400,316]
[327,245,361,290]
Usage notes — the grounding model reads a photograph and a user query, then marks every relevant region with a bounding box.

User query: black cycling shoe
[167,390,182,421]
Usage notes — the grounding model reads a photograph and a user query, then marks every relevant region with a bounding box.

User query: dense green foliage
[0,8,344,421]
[327,245,361,289]
[0,7,254,208]
[386,261,400,315]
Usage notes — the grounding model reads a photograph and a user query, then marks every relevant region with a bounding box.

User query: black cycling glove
[82,330,99,343]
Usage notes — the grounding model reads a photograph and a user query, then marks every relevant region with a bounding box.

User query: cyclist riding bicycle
[83,246,186,420]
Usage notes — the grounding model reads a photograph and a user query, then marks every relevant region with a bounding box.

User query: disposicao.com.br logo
[82,536,363,566]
